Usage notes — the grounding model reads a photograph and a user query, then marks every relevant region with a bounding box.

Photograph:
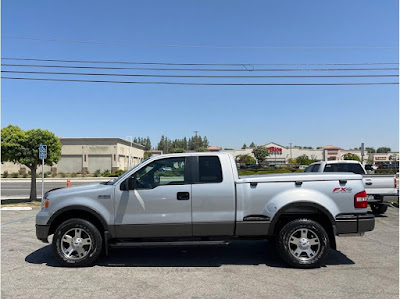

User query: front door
[114,157,192,238]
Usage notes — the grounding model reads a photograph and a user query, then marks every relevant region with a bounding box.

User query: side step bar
[110,240,230,248]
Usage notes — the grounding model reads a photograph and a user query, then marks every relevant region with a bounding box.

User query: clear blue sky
[2,0,399,150]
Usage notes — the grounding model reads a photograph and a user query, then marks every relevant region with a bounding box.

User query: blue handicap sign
[39,144,47,159]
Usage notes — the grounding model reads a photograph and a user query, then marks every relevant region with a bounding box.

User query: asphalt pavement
[1,206,398,298]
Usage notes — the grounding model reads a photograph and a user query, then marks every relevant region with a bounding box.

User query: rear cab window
[199,156,223,183]
[323,163,365,175]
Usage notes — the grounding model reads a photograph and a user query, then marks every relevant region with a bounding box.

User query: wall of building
[1,138,145,174]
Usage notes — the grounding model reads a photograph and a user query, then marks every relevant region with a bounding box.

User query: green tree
[252,146,269,165]
[342,153,361,161]
[1,125,62,201]
[249,142,256,148]
[170,148,186,153]
[287,158,297,166]
[377,147,391,153]
[296,154,312,165]
[241,143,247,149]
[236,154,256,165]
[366,147,375,153]
[196,147,208,152]
[144,152,152,159]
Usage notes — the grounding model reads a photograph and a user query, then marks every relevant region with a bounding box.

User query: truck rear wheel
[370,204,388,214]
[52,218,103,267]
[277,219,329,269]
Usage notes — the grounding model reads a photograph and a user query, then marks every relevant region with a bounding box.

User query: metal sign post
[39,145,47,201]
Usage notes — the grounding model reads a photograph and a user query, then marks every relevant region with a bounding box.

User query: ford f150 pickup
[36,153,375,268]
[305,160,398,214]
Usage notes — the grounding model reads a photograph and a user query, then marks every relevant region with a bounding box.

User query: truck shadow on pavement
[25,240,354,268]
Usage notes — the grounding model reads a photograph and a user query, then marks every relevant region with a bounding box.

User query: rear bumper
[335,214,375,235]
[36,225,50,243]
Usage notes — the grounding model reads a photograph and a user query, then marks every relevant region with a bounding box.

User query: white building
[1,137,145,174]
[223,142,399,166]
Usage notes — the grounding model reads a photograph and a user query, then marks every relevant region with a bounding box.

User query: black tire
[277,219,330,269]
[370,204,388,214]
[52,218,103,267]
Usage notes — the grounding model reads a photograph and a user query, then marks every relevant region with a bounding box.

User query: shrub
[375,169,397,175]
[93,169,101,177]
[18,169,24,175]
[51,172,57,178]
[60,172,66,178]
[110,170,125,177]
[102,170,111,177]
[44,173,48,178]
[22,173,28,178]
[3,171,9,178]
[71,172,77,177]
[11,172,19,178]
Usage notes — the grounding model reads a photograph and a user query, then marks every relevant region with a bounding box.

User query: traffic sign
[39,144,47,159]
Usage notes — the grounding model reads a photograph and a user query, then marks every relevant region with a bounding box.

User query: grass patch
[1,199,42,207]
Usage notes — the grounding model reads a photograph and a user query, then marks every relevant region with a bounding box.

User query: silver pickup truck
[36,153,374,269]
[305,161,398,214]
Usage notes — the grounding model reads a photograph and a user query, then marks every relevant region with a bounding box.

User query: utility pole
[194,130,199,151]
[289,143,292,166]
[361,142,365,165]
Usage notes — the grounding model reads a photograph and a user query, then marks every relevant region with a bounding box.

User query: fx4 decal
[333,187,353,193]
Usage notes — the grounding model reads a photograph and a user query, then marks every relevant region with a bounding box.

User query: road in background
[1,178,109,198]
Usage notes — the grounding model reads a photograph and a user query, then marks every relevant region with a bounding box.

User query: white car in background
[305,160,398,214]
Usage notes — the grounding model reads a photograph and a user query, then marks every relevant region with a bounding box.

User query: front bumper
[36,225,50,243]
[335,214,375,235]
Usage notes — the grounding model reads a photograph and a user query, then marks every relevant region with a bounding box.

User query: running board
[110,240,230,248]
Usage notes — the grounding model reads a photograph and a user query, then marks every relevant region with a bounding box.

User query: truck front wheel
[277,219,330,269]
[52,218,103,267]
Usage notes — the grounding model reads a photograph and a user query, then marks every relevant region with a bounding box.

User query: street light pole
[126,136,133,167]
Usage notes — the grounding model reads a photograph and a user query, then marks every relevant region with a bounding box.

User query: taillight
[354,191,368,208]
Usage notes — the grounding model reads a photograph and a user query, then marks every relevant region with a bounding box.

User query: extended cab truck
[305,161,398,214]
[36,153,375,269]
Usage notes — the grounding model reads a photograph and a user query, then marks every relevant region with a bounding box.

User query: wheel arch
[268,201,337,249]
[48,205,109,236]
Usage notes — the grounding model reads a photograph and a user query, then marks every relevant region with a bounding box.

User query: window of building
[199,156,223,183]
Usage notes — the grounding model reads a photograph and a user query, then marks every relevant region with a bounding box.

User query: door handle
[177,192,190,200]
[365,182,372,186]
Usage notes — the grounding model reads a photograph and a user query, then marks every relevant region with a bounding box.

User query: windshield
[107,158,151,185]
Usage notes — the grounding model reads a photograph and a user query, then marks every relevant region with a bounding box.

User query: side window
[199,156,223,183]
[311,164,320,172]
[135,157,186,189]
[305,165,313,172]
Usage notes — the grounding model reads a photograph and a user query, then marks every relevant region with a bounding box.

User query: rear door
[191,155,236,236]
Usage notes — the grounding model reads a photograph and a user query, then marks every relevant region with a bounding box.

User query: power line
[2,57,399,66]
[2,70,398,79]
[2,36,398,50]
[3,63,398,72]
[2,76,398,86]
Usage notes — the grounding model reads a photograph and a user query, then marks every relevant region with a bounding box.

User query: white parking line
[1,207,33,211]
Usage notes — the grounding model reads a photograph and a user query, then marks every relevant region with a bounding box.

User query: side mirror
[120,176,136,191]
